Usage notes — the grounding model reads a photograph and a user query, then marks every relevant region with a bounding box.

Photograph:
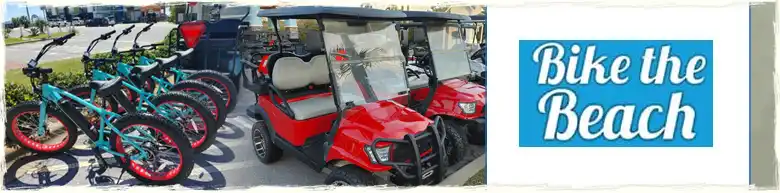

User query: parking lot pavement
[3,88,485,189]
[5,23,176,70]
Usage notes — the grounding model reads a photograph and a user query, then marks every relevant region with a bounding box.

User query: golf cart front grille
[369,124,447,186]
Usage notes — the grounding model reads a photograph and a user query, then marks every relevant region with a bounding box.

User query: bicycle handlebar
[112,25,136,56]
[31,33,77,66]
[100,30,116,40]
[133,23,155,49]
[54,33,76,45]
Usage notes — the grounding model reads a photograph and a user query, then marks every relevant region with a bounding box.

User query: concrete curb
[440,154,486,186]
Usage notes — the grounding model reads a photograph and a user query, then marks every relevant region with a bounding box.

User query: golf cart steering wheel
[414,52,434,77]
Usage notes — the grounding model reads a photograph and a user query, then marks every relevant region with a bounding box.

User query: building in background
[41,5,156,23]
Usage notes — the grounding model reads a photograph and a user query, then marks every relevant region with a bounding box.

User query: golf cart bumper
[368,123,448,186]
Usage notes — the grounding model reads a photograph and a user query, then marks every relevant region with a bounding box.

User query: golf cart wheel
[324,165,377,186]
[252,120,282,164]
[443,119,468,165]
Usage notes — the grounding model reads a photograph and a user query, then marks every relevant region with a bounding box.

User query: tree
[11,16,30,37]
[430,5,451,13]
[360,3,373,9]
[386,4,402,11]
[31,19,48,36]
[4,27,11,38]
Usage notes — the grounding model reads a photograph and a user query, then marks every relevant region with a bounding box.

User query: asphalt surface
[3,86,486,189]
[5,23,177,70]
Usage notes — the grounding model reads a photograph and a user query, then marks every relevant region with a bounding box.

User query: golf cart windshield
[322,19,408,108]
[426,23,472,80]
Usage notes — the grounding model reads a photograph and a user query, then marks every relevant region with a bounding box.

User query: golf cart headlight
[458,102,477,114]
[364,144,391,163]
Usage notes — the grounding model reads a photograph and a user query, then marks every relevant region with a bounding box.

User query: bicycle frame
[137,56,191,95]
[88,66,192,121]
[39,83,152,160]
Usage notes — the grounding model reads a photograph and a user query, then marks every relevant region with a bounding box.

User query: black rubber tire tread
[443,118,468,165]
[324,164,377,186]
[5,101,79,154]
[108,113,194,185]
[149,91,218,153]
[251,120,283,164]
[188,70,238,113]
[171,80,228,126]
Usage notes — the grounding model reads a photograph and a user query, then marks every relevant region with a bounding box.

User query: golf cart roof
[257,6,406,20]
[402,11,470,21]
[469,15,486,21]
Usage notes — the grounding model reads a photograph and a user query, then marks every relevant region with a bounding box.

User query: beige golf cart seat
[272,56,337,120]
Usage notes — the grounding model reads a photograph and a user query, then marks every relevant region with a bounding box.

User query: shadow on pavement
[216,122,245,139]
[3,153,80,189]
[197,140,236,163]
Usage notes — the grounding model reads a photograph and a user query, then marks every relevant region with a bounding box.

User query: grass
[463,167,486,186]
[4,31,71,45]
[5,57,83,84]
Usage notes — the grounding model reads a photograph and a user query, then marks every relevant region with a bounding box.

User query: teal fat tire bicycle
[5,34,195,185]
[66,28,219,153]
[117,23,228,126]
[134,22,238,115]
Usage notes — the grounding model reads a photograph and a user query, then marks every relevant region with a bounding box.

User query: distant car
[72,17,84,26]
[48,19,62,27]
[85,18,110,27]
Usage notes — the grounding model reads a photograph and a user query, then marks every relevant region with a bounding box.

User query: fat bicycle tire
[149,91,218,153]
[187,70,238,113]
[171,80,228,127]
[5,101,78,154]
[108,113,194,185]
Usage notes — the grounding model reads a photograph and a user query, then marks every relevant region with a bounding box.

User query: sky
[4,2,46,22]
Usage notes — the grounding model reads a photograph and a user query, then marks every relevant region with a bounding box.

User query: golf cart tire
[443,119,468,165]
[324,165,377,186]
[252,121,283,164]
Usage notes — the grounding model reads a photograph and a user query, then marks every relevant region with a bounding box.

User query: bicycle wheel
[150,91,218,153]
[67,84,120,121]
[5,101,78,154]
[109,113,194,185]
[170,80,227,126]
[124,79,157,105]
[187,70,238,113]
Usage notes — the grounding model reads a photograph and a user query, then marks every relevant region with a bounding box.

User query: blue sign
[518,40,713,147]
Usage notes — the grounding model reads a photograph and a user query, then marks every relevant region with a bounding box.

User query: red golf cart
[242,6,451,186]
[397,11,486,146]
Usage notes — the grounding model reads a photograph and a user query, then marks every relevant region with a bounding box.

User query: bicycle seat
[89,78,123,97]
[175,48,194,58]
[156,55,179,69]
[131,63,161,79]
